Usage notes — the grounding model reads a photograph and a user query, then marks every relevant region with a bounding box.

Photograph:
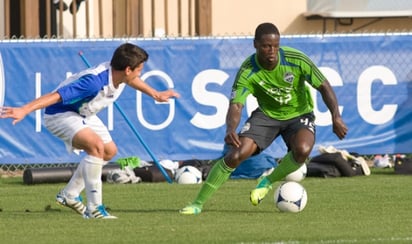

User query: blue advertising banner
[0,35,411,164]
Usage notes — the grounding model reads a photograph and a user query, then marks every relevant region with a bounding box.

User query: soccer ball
[274,181,308,213]
[107,169,130,184]
[175,166,202,184]
[285,163,307,182]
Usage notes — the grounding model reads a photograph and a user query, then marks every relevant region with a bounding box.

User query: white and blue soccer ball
[274,181,308,213]
[175,166,202,184]
[285,163,307,182]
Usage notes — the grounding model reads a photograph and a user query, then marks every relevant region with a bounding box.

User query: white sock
[63,163,85,199]
[82,155,104,211]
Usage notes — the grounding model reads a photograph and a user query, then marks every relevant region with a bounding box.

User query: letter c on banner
[139,70,175,130]
[357,65,397,125]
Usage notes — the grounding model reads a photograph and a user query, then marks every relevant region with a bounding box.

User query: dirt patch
[0,169,24,178]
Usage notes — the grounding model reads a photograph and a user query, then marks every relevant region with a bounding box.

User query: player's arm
[317,80,348,140]
[299,52,348,140]
[0,92,62,125]
[225,66,251,147]
[127,77,180,102]
[224,102,244,148]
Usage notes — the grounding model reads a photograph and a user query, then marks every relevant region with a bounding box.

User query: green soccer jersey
[230,46,326,120]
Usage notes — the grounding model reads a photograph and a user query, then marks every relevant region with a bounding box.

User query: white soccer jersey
[45,62,125,117]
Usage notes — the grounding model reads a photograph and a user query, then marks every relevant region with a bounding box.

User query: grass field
[0,168,411,244]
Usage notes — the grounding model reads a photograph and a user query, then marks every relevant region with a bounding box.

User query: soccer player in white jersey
[0,43,180,219]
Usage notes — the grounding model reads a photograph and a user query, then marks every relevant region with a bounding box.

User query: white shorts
[44,111,112,153]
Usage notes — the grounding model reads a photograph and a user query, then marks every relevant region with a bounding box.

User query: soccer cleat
[250,177,272,206]
[179,204,202,215]
[56,191,86,215]
[83,205,117,219]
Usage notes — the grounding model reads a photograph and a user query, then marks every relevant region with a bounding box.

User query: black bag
[307,152,363,177]
[394,157,412,175]
[133,166,173,182]
[306,161,341,178]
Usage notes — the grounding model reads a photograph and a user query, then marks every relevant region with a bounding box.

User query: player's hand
[332,116,348,140]
[0,106,27,125]
[155,89,180,102]
[224,131,241,148]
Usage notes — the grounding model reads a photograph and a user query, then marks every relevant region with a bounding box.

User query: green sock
[192,158,234,207]
[265,151,301,184]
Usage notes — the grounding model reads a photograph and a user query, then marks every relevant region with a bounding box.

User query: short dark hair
[254,23,280,41]
[110,43,149,70]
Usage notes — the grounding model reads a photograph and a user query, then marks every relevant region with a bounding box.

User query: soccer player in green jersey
[180,22,348,215]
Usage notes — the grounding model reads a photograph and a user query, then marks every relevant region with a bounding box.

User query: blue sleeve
[57,75,102,105]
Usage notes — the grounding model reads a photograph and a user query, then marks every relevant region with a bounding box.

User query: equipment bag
[394,157,412,175]
[134,166,173,182]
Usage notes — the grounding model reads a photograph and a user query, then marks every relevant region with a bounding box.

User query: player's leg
[250,150,303,206]
[63,136,116,198]
[44,112,87,214]
[74,116,117,219]
[204,138,258,202]
[181,109,274,215]
[180,138,257,215]
[179,158,233,215]
[251,113,316,206]
[56,163,87,215]
[272,113,316,181]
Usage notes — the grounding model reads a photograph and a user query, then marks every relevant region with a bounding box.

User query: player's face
[124,63,144,84]
[254,33,280,70]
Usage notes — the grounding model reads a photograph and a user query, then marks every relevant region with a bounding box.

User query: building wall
[140,0,412,36]
[1,0,410,39]
[211,0,307,35]
[210,0,412,35]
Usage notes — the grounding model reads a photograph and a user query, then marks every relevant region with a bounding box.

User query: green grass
[1,168,411,244]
